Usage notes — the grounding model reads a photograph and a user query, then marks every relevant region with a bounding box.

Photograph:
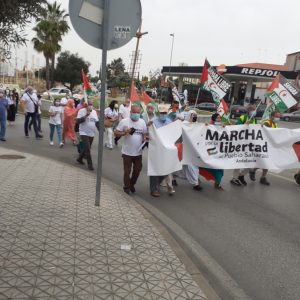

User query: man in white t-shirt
[76,101,99,170]
[115,105,148,194]
[20,86,43,139]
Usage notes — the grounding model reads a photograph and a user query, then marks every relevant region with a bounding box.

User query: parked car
[195,102,218,112]
[43,87,71,98]
[281,111,300,122]
[230,105,247,119]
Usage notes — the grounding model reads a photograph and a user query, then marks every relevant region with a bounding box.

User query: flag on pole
[261,99,276,122]
[141,90,152,105]
[266,74,300,113]
[200,59,231,105]
[129,80,140,102]
[217,98,230,123]
[82,69,92,103]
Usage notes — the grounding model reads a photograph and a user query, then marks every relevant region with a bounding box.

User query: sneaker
[123,188,131,195]
[25,135,30,139]
[167,185,175,195]
[215,184,224,191]
[36,135,43,140]
[230,178,242,186]
[88,166,94,171]
[172,179,178,186]
[76,158,84,165]
[50,141,54,146]
[249,170,256,181]
[193,185,203,191]
[59,142,64,148]
[260,177,270,186]
[151,191,160,197]
[0,138,6,142]
[130,186,136,193]
[238,175,247,186]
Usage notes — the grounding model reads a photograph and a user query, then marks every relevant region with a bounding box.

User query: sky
[17,0,300,77]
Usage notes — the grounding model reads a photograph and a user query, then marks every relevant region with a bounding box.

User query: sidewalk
[0,148,206,300]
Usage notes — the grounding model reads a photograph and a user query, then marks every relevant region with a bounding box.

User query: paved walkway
[0,148,206,300]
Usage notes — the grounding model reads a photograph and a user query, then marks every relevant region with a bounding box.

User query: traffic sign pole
[95,0,109,206]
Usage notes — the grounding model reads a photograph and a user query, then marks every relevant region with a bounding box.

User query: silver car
[281,111,300,122]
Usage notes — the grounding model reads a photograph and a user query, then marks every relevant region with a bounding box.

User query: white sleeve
[77,108,85,119]
[49,106,53,113]
[104,107,110,117]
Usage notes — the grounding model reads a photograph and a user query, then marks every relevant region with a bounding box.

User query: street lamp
[168,33,175,77]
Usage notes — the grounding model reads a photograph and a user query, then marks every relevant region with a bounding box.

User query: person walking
[12,89,19,115]
[230,104,257,186]
[104,100,119,150]
[7,90,16,125]
[63,99,78,145]
[76,100,99,170]
[249,110,281,186]
[20,86,43,139]
[49,99,64,147]
[29,94,42,133]
[0,89,9,141]
[115,105,148,195]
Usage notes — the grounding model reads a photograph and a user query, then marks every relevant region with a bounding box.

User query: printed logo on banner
[207,147,218,156]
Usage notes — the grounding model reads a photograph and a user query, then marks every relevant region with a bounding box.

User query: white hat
[158,104,169,113]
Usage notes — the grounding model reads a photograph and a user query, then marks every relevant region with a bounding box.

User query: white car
[43,87,71,98]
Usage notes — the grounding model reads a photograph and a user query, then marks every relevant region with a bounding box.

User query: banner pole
[194,87,201,108]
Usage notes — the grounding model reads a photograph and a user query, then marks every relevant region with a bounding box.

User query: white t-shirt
[116,118,147,156]
[119,104,131,120]
[60,97,68,106]
[77,108,99,137]
[49,106,63,125]
[21,92,39,113]
[104,107,118,118]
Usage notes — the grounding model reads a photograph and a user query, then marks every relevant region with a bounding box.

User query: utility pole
[168,33,175,77]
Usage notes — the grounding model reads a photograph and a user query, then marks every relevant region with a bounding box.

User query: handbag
[104,117,114,128]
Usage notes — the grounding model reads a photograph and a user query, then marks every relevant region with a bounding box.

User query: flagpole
[194,87,201,108]
[249,99,262,123]
[95,0,109,206]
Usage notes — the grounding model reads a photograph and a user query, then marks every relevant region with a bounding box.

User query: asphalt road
[1,116,300,300]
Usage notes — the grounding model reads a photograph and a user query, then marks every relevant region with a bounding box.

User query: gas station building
[162,52,300,104]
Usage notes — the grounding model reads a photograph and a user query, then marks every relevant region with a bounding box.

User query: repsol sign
[240,68,279,77]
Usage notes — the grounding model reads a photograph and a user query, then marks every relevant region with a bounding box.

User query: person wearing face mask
[48,99,64,147]
[115,104,148,195]
[6,89,16,126]
[230,104,257,186]
[104,100,119,150]
[62,99,78,145]
[20,86,43,139]
[0,89,9,141]
[76,100,99,170]
[248,110,281,186]
[174,110,203,192]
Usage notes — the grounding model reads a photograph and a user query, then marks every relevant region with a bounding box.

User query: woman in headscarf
[63,99,78,145]
[199,113,224,190]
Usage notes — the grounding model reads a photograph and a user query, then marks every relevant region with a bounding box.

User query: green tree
[107,58,130,88]
[0,0,46,60]
[32,1,69,89]
[55,51,89,91]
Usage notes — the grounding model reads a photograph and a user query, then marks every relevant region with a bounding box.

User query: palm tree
[32,1,69,89]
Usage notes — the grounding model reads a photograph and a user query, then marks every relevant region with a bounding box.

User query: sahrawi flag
[200,59,231,105]
[266,73,300,113]
[82,69,92,102]
[217,98,229,122]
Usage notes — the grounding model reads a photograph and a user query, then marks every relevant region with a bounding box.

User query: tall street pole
[168,33,175,77]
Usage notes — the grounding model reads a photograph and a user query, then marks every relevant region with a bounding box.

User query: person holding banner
[115,105,148,195]
[150,104,174,197]
[231,105,258,186]
[249,110,281,186]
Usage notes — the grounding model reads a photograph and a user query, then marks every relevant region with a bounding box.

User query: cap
[158,104,169,113]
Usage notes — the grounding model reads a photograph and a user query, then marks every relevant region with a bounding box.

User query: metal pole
[194,87,201,108]
[95,0,109,206]
[168,33,174,76]
[131,29,141,80]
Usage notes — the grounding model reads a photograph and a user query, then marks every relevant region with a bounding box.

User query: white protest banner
[148,120,182,176]
[182,123,300,170]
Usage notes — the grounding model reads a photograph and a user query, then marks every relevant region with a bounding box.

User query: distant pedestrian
[12,89,19,115]
[6,90,16,125]
[49,99,63,147]
[76,100,99,170]
[115,105,148,194]
[104,100,119,149]
[63,99,78,145]
[29,94,42,133]
[20,86,43,139]
[0,89,8,141]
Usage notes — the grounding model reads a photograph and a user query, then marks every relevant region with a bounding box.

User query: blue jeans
[49,124,62,144]
[0,113,6,139]
[24,112,39,137]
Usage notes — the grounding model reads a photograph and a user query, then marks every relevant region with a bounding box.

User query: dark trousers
[122,154,143,189]
[24,112,39,137]
[149,176,165,193]
[29,113,41,132]
[78,135,94,168]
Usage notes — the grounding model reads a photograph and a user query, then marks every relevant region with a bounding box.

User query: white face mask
[214,121,221,126]
[273,117,280,123]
